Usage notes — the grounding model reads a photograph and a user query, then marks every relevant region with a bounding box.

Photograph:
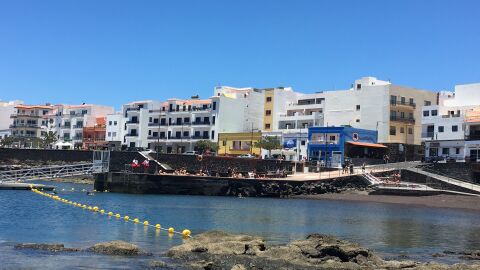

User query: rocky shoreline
[13,231,480,270]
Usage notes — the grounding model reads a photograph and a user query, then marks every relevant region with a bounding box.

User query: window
[400,112,405,119]
[265,123,271,129]
[265,110,271,116]
[356,119,360,122]
[431,110,438,116]
[401,97,406,104]
[452,125,458,132]
[390,126,396,136]
[408,128,413,134]
[108,132,112,137]
[400,127,405,133]
[409,98,414,105]
[112,132,116,137]
[109,121,112,126]
[266,97,272,102]
[356,84,361,90]
[424,101,431,106]
[222,140,226,146]
[114,121,117,125]
[212,102,217,110]
[356,105,360,111]
[183,131,189,137]
[423,111,429,117]
[301,140,306,146]
[442,148,450,155]
[438,126,444,132]
[456,148,460,155]
[148,130,152,135]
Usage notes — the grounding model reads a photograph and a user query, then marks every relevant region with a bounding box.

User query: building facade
[10,104,54,147]
[422,83,480,162]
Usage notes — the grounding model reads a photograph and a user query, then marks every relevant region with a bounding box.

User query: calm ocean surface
[1,181,480,269]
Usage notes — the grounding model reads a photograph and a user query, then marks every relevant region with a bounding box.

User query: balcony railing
[421,132,435,138]
[125,133,138,137]
[10,124,40,128]
[192,121,211,125]
[126,120,139,124]
[10,114,42,118]
[61,125,71,129]
[147,136,167,140]
[73,125,84,129]
[390,116,415,124]
[126,108,141,112]
[191,135,210,139]
[390,101,416,109]
[148,123,167,127]
[466,134,480,141]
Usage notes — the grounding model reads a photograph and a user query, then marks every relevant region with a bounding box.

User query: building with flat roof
[307,126,387,167]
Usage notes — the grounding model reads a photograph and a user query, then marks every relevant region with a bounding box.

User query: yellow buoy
[73,202,77,206]
[155,224,161,230]
[100,210,105,214]
[108,212,113,216]
[182,229,191,237]
[143,221,149,226]
[133,218,139,223]
[115,213,120,218]
[82,205,87,209]
[168,227,174,234]
[124,216,130,221]
[87,206,92,210]
[93,206,99,212]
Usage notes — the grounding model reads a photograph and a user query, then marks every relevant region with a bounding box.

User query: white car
[183,151,198,155]
[238,154,255,158]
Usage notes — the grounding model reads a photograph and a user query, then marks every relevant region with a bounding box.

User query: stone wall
[384,143,423,162]
[0,148,92,164]
[146,154,294,174]
[418,163,476,183]
[95,172,370,197]
[400,169,480,194]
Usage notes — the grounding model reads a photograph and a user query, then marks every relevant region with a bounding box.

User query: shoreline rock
[166,231,480,270]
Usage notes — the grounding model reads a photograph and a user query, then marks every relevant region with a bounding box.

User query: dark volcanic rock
[14,243,80,252]
[167,231,480,270]
[87,240,150,256]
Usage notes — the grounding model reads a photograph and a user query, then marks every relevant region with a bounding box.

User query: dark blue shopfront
[307,126,384,167]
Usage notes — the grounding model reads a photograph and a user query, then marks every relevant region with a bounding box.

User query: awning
[346,141,387,148]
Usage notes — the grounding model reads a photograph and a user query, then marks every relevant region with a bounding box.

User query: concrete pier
[0,182,55,191]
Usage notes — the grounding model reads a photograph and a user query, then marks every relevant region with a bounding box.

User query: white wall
[0,100,23,130]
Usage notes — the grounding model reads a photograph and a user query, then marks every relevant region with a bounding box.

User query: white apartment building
[422,83,480,161]
[105,113,125,149]
[0,100,23,139]
[10,104,54,147]
[46,104,114,148]
[146,98,218,153]
[122,100,161,149]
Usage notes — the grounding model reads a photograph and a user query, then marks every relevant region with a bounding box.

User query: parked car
[183,151,198,155]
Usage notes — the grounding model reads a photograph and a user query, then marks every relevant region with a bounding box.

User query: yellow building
[388,85,438,145]
[218,132,262,156]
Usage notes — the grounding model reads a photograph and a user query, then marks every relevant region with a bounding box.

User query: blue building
[307,126,387,167]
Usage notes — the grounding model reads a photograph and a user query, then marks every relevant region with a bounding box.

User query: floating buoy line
[30,186,191,238]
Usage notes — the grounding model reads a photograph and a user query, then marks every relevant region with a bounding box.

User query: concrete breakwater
[94,172,370,197]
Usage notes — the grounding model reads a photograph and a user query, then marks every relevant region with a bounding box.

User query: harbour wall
[94,172,370,197]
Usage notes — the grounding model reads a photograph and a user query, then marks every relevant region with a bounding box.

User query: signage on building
[283,139,297,149]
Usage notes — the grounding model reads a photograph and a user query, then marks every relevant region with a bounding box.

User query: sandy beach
[295,192,480,211]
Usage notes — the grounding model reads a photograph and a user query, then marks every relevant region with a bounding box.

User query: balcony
[466,134,480,141]
[61,125,71,129]
[421,132,435,138]
[73,125,84,129]
[170,122,191,126]
[390,101,416,109]
[125,133,138,137]
[10,124,40,128]
[148,123,167,127]
[126,120,139,124]
[126,108,140,112]
[10,114,42,118]
[390,116,415,124]
[147,136,167,140]
[191,135,210,140]
[192,121,211,126]
[167,136,194,140]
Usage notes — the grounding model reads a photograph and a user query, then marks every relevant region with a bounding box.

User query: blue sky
[0,0,479,109]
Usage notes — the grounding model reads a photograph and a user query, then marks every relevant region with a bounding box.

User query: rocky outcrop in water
[14,243,80,252]
[87,240,150,256]
[167,231,480,270]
